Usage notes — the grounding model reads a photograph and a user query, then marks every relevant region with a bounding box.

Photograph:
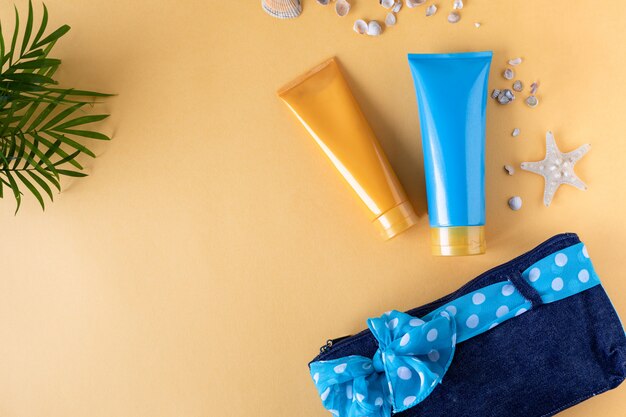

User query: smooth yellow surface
[1,1,625,416]
[278,58,417,239]
[431,226,486,256]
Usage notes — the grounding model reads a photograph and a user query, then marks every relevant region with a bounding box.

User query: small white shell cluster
[353,19,383,36]
[262,0,302,19]
[491,57,541,108]
[316,0,352,17]
[265,0,483,33]
[447,0,463,23]
[354,0,472,36]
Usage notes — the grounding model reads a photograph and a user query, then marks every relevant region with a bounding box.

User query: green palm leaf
[0,0,112,214]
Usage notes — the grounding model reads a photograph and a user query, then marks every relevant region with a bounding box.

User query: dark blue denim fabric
[311,233,626,416]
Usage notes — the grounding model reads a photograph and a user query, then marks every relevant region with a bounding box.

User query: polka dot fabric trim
[310,242,601,417]
[422,280,531,344]
[522,243,599,304]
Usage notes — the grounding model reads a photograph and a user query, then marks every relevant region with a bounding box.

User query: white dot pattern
[496,305,509,318]
[472,293,486,305]
[410,318,425,327]
[555,253,568,267]
[529,267,541,282]
[466,314,480,329]
[403,396,417,407]
[501,284,515,296]
[551,277,564,291]
[426,329,438,342]
[397,367,412,380]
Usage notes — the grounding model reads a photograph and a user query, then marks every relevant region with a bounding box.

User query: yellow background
[1,0,625,416]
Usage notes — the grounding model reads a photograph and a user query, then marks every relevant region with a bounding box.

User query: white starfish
[520,131,591,207]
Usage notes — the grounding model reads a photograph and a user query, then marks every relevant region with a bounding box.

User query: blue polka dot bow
[310,310,457,417]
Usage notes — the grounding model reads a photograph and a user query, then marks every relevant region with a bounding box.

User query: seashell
[367,20,383,36]
[392,1,402,13]
[453,0,464,10]
[448,11,460,23]
[512,128,520,137]
[335,0,350,16]
[385,12,397,26]
[497,89,514,104]
[381,0,395,8]
[513,80,523,92]
[508,57,523,66]
[530,82,539,95]
[503,68,514,80]
[353,19,368,34]
[262,0,302,19]
[508,196,522,211]
[316,0,330,5]
[504,165,515,175]
[406,0,426,8]
[491,89,501,99]
[474,22,481,28]
[525,95,539,108]
[426,4,437,16]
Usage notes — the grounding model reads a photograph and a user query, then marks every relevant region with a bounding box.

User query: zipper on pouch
[319,335,352,354]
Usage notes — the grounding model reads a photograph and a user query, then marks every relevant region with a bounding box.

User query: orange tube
[278,58,417,239]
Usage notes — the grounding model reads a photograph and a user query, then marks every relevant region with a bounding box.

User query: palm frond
[0,0,112,213]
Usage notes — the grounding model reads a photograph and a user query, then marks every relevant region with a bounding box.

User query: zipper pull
[319,335,351,354]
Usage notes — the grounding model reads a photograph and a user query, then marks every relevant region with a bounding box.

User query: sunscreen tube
[278,58,418,239]
[408,51,493,255]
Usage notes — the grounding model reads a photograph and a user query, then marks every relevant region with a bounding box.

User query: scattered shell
[453,0,464,10]
[508,57,523,66]
[406,0,426,8]
[367,20,383,36]
[512,80,523,92]
[385,12,397,26]
[262,0,302,19]
[392,1,402,13]
[504,165,515,175]
[512,128,520,137]
[448,11,461,23]
[508,196,522,211]
[316,0,329,4]
[496,89,515,104]
[491,89,501,99]
[503,68,514,80]
[525,95,539,108]
[426,4,437,16]
[530,81,539,95]
[335,0,350,16]
[474,22,481,28]
[381,0,395,8]
[353,19,368,34]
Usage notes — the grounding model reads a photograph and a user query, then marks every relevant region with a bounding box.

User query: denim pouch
[309,233,626,417]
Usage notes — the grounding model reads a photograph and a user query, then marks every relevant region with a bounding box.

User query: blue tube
[408,51,492,256]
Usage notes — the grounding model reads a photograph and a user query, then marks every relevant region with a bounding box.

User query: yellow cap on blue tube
[431,226,486,256]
